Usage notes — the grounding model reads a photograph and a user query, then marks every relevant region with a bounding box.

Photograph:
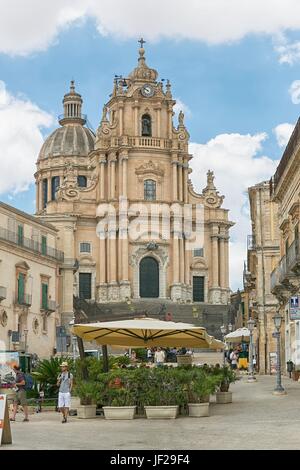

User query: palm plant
[32,357,73,397]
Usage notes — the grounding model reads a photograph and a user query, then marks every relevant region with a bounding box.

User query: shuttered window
[77,176,87,188]
[42,283,48,309]
[193,276,205,302]
[18,273,25,304]
[42,179,48,208]
[79,273,92,300]
[41,235,47,255]
[51,176,60,200]
[17,225,24,246]
[80,242,91,253]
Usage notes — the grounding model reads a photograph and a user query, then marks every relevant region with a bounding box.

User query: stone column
[119,101,124,136]
[172,160,178,200]
[99,236,106,284]
[36,181,39,212]
[118,157,123,198]
[178,164,183,201]
[168,107,173,139]
[179,237,185,284]
[122,234,129,281]
[110,235,117,283]
[122,156,128,198]
[183,163,188,203]
[110,160,116,200]
[155,105,161,137]
[47,177,51,202]
[100,160,106,200]
[173,236,179,284]
[211,232,219,287]
[184,239,190,285]
[219,236,226,288]
[224,236,229,289]
[133,102,139,135]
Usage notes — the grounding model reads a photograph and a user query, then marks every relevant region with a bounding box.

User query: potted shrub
[216,367,236,404]
[75,381,97,418]
[141,369,184,419]
[103,387,136,420]
[187,373,219,417]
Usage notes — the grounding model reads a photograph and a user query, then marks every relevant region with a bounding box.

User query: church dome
[38,124,95,160]
[38,81,95,160]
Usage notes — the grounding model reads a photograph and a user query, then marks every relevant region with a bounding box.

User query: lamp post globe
[220,325,227,365]
[228,323,233,332]
[272,313,286,395]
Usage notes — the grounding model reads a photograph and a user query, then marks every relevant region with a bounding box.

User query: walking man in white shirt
[57,362,73,423]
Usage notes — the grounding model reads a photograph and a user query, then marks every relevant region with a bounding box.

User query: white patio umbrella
[225,327,250,343]
[72,317,224,349]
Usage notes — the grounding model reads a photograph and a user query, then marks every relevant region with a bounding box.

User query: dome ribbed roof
[38,124,95,160]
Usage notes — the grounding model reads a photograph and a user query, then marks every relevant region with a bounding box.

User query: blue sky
[1,1,300,289]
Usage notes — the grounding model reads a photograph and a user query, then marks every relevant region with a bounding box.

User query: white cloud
[173,98,191,121]
[0,80,53,194]
[3,1,300,55]
[273,122,294,147]
[289,80,300,104]
[276,40,300,64]
[189,132,278,290]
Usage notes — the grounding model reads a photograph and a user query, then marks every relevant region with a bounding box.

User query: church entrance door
[139,257,159,298]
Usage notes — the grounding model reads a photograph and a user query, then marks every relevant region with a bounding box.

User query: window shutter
[42,283,48,309]
[18,273,25,303]
[17,225,24,246]
[41,236,47,255]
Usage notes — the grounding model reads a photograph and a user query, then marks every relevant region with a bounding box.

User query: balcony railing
[15,293,32,307]
[100,136,173,150]
[0,286,6,301]
[41,299,57,312]
[0,227,64,262]
[286,238,300,273]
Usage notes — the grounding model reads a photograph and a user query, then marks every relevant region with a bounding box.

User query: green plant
[186,373,220,403]
[74,380,98,405]
[217,366,236,392]
[32,357,73,398]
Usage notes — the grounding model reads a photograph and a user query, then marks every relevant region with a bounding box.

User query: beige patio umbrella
[225,327,251,343]
[72,317,224,349]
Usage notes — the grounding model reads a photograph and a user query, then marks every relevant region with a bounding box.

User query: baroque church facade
[35,42,234,327]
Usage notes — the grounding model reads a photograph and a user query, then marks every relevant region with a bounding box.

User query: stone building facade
[0,202,62,358]
[244,182,280,373]
[270,118,300,369]
[35,43,234,328]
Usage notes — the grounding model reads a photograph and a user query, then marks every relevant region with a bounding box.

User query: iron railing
[0,286,6,301]
[0,227,64,262]
[14,292,32,307]
[287,238,300,272]
[41,299,57,312]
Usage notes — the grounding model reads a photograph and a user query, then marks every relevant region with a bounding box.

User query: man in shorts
[10,365,29,422]
[57,361,73,423]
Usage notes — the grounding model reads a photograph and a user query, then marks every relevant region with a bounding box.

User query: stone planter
[145,405,178,419]
[188,402,210,417]
[103,406,136,420]
[216,391,232,404]
[77,404,97,419]
[70,396,81,410]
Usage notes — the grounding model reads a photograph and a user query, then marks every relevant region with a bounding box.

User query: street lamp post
[272,313,286,395]
[220,325,227,366]
[23,328,29,354]
[69,316,77,361]
[247,318,256,382]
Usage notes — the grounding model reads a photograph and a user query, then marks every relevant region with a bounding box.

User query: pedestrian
[10,365,29,422]
[147,348,153,363]
[57,361,73,423]
[154,347,165,366]
[230,350,238,370]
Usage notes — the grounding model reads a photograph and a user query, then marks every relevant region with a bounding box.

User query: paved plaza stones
[3,376,300,450]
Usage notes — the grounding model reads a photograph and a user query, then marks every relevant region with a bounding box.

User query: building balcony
[0,286,7,301]
[41,299,57,313]
[286,238,300,275]
[15,293,32,307]
[101,136,173,150]
[61,258,79,272]
[0,227,64,262]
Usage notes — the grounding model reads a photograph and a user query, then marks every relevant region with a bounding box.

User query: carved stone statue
[101,105,108,122]
[207,170,215,189]
[178,110,184,126]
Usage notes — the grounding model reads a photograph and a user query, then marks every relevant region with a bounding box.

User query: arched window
[144,179,156,201]
[141,114,152,137]
[51,176,60,201]
[140,257,159,298]
[77,175,87,188]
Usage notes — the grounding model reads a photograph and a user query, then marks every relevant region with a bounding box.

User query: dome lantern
[58,80,86,126]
